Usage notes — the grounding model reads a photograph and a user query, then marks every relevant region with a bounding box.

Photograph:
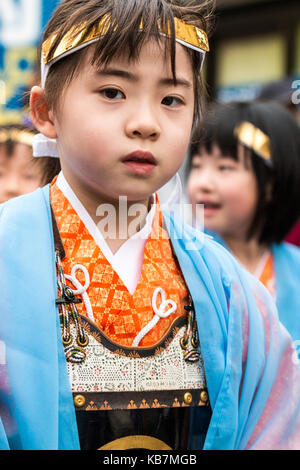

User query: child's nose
[125,104,161,140]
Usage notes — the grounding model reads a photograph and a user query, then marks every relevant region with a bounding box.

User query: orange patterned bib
[50,179,189,348]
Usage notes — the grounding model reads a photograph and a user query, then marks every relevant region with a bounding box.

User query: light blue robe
[208,233,300,343]
[0,186,299,450]
[272,243,300,343]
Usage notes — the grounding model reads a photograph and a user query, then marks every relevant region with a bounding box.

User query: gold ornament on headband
[0,128,35,147]
[234,121,271,163]
[42,15,209,65]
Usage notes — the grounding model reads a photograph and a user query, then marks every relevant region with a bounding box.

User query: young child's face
[0,143,43,203]
[51,39,195,203]
[187,143,259,239]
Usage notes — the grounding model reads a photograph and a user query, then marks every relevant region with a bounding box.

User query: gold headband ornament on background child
[33,16,209,159]
[234,121,272,167]
[0,128,35,147]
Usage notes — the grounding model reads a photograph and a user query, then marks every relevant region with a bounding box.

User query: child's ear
[30,86,57,139]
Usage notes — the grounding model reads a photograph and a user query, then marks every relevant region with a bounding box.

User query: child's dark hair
[41,0,215,125]
[38,157,61,185]
[189,101,300,245]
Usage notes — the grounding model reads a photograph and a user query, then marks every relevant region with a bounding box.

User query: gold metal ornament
[98,435,172,450]
[183,392,193,405]
[234,121,271,162]
[74,394,86,408]
[42,14,209,66]
[62,334,73,346]
[77,334,89,347]
[200,390,208,404]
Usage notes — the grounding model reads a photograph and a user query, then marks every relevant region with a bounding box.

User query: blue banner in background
[0,0,60,124]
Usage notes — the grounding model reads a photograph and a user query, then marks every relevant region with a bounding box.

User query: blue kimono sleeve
[164,210,300,450]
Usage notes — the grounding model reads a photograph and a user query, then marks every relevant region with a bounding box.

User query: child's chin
[203,221,222,234]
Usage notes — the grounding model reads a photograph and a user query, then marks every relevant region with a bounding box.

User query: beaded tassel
[180,298,200,363]
[55,250,88,363]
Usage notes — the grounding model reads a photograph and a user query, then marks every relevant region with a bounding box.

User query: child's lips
[196,200,222,216]
[122,150,157,175]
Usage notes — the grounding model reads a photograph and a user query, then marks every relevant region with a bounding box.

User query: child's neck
[222,235,269,276]
[61,171,152,254]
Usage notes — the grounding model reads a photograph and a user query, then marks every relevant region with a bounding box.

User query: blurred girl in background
[0,123,60,203]
[187,101,300,342]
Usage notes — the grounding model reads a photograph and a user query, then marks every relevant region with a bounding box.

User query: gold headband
[234,121,271,163]
[0,128,35,147]
[42,15,209,66]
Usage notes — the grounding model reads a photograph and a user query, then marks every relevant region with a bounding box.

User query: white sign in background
[0,79,5,103]
[0,0,42,47]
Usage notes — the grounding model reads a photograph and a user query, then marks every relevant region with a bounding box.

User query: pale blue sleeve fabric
[0,188,80,450]
[273,242,300,343]
[0,418,9,450]
[205,233,300,344]
[164,211,300,450]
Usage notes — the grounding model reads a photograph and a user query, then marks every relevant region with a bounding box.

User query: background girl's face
[187,143,259,240]
[0,143,43,203]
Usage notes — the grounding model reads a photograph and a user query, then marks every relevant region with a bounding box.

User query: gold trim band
[99,435,172,450]
[234,121,271,162]
[42,15,209,66]
[72,388,209,411]
[0,128,35,147]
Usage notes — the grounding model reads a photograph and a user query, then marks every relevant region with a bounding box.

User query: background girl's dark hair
[189,100,300,245]
[41,0,215,125]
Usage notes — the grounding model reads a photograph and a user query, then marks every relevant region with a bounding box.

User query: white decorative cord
[132,287,177,347]
[64,264,95,322]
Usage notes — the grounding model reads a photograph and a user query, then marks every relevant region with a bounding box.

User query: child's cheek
[186,176,198,203]
[227,188,257,220]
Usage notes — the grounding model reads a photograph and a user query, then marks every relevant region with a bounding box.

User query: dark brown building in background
[205,0,300,102]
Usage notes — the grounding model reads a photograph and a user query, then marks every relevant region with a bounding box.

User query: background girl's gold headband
[0,128,35,147]
[41,15,209,87]
[234,121,272,165]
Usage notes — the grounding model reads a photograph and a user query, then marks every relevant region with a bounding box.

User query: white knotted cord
[64,264,95,322]
[132,287,177,347]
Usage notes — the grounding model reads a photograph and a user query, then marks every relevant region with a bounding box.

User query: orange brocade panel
[50,180,189,348]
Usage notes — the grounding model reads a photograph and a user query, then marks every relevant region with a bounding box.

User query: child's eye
[219,165,235,172]
[100,88,125,100]
[161,96,184,107]
[191,163,201,170]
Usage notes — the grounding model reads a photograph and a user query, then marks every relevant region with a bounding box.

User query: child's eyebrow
[95,67,192,88]
[96,68,138,81]
[160,77,192,89]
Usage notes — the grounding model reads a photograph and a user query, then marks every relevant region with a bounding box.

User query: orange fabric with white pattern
[50,179,189,348]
